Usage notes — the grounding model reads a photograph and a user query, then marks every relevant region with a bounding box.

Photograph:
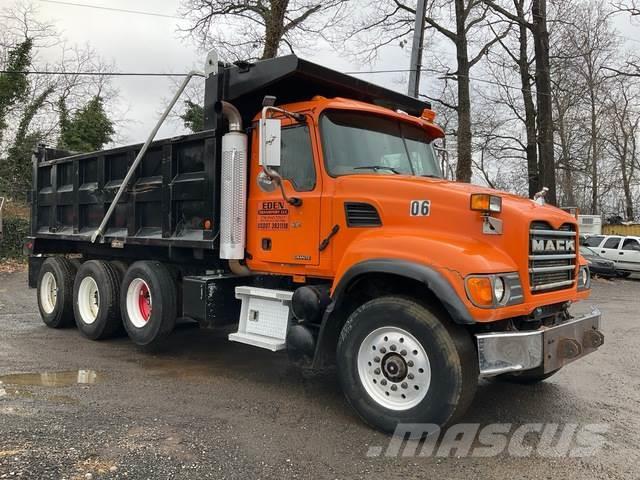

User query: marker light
[421,108,436,122]
[470,194,502,213]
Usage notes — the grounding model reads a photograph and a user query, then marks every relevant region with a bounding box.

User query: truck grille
[529,221,577,293]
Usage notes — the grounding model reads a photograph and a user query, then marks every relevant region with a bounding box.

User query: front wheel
[337,296,478,434]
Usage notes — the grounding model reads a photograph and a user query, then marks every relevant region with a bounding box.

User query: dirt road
[1,271,638,479]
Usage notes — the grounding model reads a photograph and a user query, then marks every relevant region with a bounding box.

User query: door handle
[619,252,624,255]
[601,250,606,254]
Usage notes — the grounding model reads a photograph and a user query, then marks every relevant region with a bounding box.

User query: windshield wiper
[353,165,401,174]
[420,174,441,178]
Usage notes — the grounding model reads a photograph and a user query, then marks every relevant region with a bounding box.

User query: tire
[73,260,122,340]
[337,296,478,433]
[37,257,77,328]
[618,272,631,278]
[109,260,128,280]
[498,367,560,384]
[120,261,177,346]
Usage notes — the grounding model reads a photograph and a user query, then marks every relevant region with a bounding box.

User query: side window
[584,236,604,247]
[622,238,640,251]
[277,125,316,192]
[603,237,622,249]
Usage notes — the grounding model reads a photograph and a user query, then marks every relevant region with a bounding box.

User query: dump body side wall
[31,131,219,250]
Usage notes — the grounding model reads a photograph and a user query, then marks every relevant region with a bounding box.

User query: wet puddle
[0,369,103,387]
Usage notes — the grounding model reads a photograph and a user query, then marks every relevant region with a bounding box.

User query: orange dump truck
[26,52,603,432]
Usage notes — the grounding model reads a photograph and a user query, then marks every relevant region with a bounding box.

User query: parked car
[579,246,617,277]
[583,235,640,277]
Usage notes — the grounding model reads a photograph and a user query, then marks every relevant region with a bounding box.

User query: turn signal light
[465,277,494,307]
[470,194,502,213]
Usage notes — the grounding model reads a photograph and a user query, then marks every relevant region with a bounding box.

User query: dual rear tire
[37,258,177,346]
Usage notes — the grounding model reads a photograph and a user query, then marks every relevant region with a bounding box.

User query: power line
[345,68,418,74]
[0,70,191,77]
[37,0,182,20]
[0,67,556,96]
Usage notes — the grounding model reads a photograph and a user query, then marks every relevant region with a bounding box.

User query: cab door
[617,238,640,272]
[598,236,622,262]
[247,122,322,266]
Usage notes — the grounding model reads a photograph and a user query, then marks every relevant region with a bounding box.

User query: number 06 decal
[410,200,431,217]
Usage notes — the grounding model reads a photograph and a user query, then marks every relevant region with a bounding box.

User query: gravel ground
[0,270,639,479]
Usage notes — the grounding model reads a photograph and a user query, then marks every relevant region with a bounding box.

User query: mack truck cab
[27,51,604,433]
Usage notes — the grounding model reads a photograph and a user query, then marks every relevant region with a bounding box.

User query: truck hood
[332,174,579,278]
[333,174,576,231]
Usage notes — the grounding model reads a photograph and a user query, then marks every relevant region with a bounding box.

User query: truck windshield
[320,110,442,178]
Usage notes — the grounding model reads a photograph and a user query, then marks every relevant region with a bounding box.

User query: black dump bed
[31,130,218,248]
[30,54,429,251]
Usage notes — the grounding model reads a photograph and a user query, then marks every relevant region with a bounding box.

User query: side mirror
[259,117,281,167]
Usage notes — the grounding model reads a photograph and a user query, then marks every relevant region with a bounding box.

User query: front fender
[331,229,518,302]
[332,258,474,325]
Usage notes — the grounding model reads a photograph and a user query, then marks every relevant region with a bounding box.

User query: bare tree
[604,78,639,220]
[561,2,618,214]
[180,0,351,61]
[481,0,557,204]
[344,0,509,183]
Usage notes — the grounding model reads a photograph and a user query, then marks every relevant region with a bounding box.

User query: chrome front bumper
[476,308,603,377]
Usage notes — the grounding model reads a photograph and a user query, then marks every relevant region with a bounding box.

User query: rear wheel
[120,261,177,346]
[73,260,122,340]
[337,296,477,433]
[37,257,77,328]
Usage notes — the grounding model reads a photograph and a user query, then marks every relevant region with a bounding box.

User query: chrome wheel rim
[357,326,431,411]
[126,278,152,328]
[40,272,57,314]
[77,276,100,324]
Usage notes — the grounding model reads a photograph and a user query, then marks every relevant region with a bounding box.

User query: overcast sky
[27,0,640,147]
[29,0,417,145]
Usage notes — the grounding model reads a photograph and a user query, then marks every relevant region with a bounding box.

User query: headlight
[465,273,522,308]
[493,276,505,303]
[578,266,591,291]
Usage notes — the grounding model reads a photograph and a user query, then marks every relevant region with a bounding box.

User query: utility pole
[407,0,428,98]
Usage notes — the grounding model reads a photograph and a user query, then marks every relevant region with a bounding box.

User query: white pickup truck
[583,235,640,276]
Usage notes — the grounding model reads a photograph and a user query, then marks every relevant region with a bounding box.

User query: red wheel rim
[138,283,151,321]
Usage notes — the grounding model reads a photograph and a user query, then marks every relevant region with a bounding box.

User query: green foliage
[58,95,115,152]
[0,38,33,142]
[180,100,205,133]
[0,215,30,259]
[0,87,54,198]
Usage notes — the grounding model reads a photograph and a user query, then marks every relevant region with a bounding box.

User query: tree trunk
[589,88,598,214]
[514,0,538,198]
[622,177,634,220]
[531,0,556,205]
[262,0,289,59]
[455,0,473,183]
